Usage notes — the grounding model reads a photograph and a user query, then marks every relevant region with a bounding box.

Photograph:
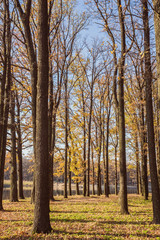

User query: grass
[0,194,160,239]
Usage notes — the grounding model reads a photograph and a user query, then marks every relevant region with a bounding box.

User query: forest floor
[0,194,160,239]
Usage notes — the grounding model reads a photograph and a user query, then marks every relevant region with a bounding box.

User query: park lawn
[0,194,160,239]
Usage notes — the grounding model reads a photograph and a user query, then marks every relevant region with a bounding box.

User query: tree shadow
[51,210,116,214]
[99,220,150,225]
[7,230,160,240]
[3,209,33,213]
[50,218,91,223]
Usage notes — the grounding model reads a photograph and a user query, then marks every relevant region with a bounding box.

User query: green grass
[0,194,160,239]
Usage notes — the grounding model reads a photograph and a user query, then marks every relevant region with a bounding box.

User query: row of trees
[1,0,160,233]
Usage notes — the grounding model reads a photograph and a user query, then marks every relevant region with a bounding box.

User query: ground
[0,194,160,239]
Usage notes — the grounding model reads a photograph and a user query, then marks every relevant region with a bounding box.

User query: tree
[0,0,11,210]
[142,0,160,224]
[32,0,51,233]
[14,0,38,203]
[152,0,160,187]
[92,0,134,214]
[117,0,129,214]
[16,91,25,199]
[10,88,18,202]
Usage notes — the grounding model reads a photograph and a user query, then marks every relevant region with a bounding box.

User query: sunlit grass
[0,194,160,239]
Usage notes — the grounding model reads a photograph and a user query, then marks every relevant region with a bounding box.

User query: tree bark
[97,101,102,196]
[64,70,68,199]
[32,0,51,233]
[48,59,54,201]
[0,0,11,210]
[76,180,79,195]
[91,142,95,195]
[87,86,93,197]
[135,132,140,195]
[142,0,160,224]
[82,92,86,196]
[140,99,148,200]
[68,149,72,196]
[117,0,129,215]
[16,92,24,199]
[152,0,160,189]
[10,90,18,202]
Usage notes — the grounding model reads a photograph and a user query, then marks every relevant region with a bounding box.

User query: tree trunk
[105,114,110,197]
[91,142,95,195]
[16,92,24,199]
[76,180,79,195]
[32,0,51,233]
[82,94,86,196]
[48,59,54,201]
[10,90,18,202]
[87,86,93,197]
[14,0,38,203]
[115,144,118,195]
[152,0,160,189]
[140,96,148,200]
[68,149,72,196]
[64,71,68,199]
[0,0,11,210]
[135,132,140,195]
[97,112,102,196]
[142,0,160,224]
[117,0,129,215]
[115,109,119,196]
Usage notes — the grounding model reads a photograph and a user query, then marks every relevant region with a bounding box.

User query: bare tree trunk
[105,108,110,197]
[135,132,140,195]
[97,106,102,196]
[87,87,93,197]
[48,60,54,201]
[76,180,79,195]
[82,94,86,196]
[68,149,72,196]
[91,142,95,195]
[140,96,148,200]
[64,70,68,199]
[0,0,11,210]
[115,144,118,195]
[10,90,18,202]
[103,106,106,196]
[32,0,51,233]
[16,92,24,199]
[115,109,119,196]
[117,0,129,215]
[152,0,160,189]
[14,0,38,203]
[142,0,160,224]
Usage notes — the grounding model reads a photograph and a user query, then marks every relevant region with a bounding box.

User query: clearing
[0,194,160,239]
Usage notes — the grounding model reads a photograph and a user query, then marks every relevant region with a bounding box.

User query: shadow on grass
[51,210,116,214]
[50,217,151,226]
[51,216,149,225]
[3,209,33,213]
[50,218,91,223]
[5,230,160,240]
[99,220,150,225]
